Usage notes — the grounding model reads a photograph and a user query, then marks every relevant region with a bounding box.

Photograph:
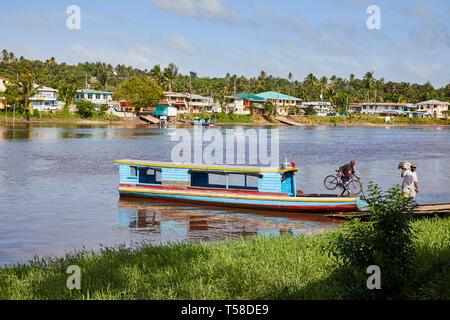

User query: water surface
[0,123,449,266]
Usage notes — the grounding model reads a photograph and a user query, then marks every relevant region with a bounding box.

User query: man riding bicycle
[339,160,360,196]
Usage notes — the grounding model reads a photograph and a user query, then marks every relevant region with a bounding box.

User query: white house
[301,101,334,116]
[351,102,415,116]
[30,85,60,111]
[416,100,449,118]
[75,89,114,105]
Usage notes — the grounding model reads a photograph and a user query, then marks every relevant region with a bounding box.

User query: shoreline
[1,117,449,127]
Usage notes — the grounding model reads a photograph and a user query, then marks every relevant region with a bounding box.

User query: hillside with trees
[1,49,449,114]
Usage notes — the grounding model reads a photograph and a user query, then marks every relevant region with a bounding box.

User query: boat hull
[118,184,366,212]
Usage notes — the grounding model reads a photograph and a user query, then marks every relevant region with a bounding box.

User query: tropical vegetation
[1,49,449,116]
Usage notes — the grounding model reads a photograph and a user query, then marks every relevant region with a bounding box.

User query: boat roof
[114,160,299,173]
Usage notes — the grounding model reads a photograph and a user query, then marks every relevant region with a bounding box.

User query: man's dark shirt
[340,163,355,178]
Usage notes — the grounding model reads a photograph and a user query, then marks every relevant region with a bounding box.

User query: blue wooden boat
[192,117,215,127]
[114,160,368,212]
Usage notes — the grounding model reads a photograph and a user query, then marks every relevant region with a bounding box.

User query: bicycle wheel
[347,180,362,195]
[324,175,339,190]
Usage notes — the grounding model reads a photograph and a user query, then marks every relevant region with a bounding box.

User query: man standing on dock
[401,163,419,200]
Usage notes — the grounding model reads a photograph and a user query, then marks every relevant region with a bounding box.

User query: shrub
[76,101,96,118]
[99,104,109,115]
[328,182,417,299]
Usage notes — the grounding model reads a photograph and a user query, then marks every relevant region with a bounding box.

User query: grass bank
[0,216,448,300]
[0,110,121,123]
[178,112,253,124]
[290,115,450,126]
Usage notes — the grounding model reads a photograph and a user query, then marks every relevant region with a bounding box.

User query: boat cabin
[114,160,298,196]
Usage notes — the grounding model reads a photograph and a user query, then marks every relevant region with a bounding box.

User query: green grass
[177,112,253,123]
[0,216,448,300]
[292,115,450,125]
[0,110,121,122]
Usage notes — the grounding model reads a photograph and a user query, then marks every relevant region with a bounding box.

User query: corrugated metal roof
[230,93,265,101]
[256,91,301,101]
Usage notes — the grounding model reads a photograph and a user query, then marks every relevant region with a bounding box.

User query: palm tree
[163,63,179,92]
[18,72,39,121]
[258,70,267,81]
[1,49,9,63]
[46,57,57,67]
[288,72,293,82]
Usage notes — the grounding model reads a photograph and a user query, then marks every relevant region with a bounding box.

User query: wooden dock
[139,114,160,124]
[325,203,450,220]
[276,117,304,126]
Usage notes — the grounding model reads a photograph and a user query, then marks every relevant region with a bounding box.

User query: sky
[0,0,449,87]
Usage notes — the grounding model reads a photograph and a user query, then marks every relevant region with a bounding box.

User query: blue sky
[0,0,448,87]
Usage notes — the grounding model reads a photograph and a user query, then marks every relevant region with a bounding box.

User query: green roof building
[255,91,302,115]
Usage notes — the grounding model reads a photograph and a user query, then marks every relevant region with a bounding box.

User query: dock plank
[325,203,450,219]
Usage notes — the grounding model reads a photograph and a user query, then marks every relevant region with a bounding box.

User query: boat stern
[356,196,370,210]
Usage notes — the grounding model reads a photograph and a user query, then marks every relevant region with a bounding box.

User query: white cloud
[151,0,241,23]
[65,43,168,69]
[165,35,195,55]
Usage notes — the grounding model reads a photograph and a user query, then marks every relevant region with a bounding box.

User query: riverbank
[1,113,449,127]
[0,216,448,300]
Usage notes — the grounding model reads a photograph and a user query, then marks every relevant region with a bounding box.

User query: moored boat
[192,117,215,127]
[114,160,368,212]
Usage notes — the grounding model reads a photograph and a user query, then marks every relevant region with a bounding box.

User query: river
[0,123,449,266]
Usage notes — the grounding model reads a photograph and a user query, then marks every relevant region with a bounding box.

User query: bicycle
[323,170,363,196]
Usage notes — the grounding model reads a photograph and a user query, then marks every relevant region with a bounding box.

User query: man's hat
[411,163,417,168]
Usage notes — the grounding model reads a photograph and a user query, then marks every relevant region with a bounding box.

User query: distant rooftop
[77,89,113,94]
[358,102,414,106]
[33,84,57,92]
[256,91,301,101]
[229,93,265,101]
[417,100,449,105]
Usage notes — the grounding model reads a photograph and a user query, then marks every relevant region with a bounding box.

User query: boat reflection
[118,198,342,243]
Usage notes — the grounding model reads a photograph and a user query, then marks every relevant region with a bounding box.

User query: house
[226,93,266,115]
[30,85,60,111]
[186,93,214,113]
[416,100,449,118]
[162,92,213,114]
[75,89,114,105]
[163,92,188,113]
[255,91,302,115]
[351,102,415,116]
[0,76,10,110]
[301,101,334,116]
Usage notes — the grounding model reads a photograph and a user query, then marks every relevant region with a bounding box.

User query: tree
[76,100,96,118]
[99,104,109,115]
[1,49,9,63]
[288,72,293,82]
[163,63,179,92]
[304,105,317,115]
[114,76,164,110]
[18,72,39,121]
[3,82,20,112]
[58,82,77,113]
[264,100,276,117]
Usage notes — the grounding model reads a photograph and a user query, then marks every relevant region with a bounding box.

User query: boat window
[191,171,258,190]
[130,166,137,176]
[155,170,161,182]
